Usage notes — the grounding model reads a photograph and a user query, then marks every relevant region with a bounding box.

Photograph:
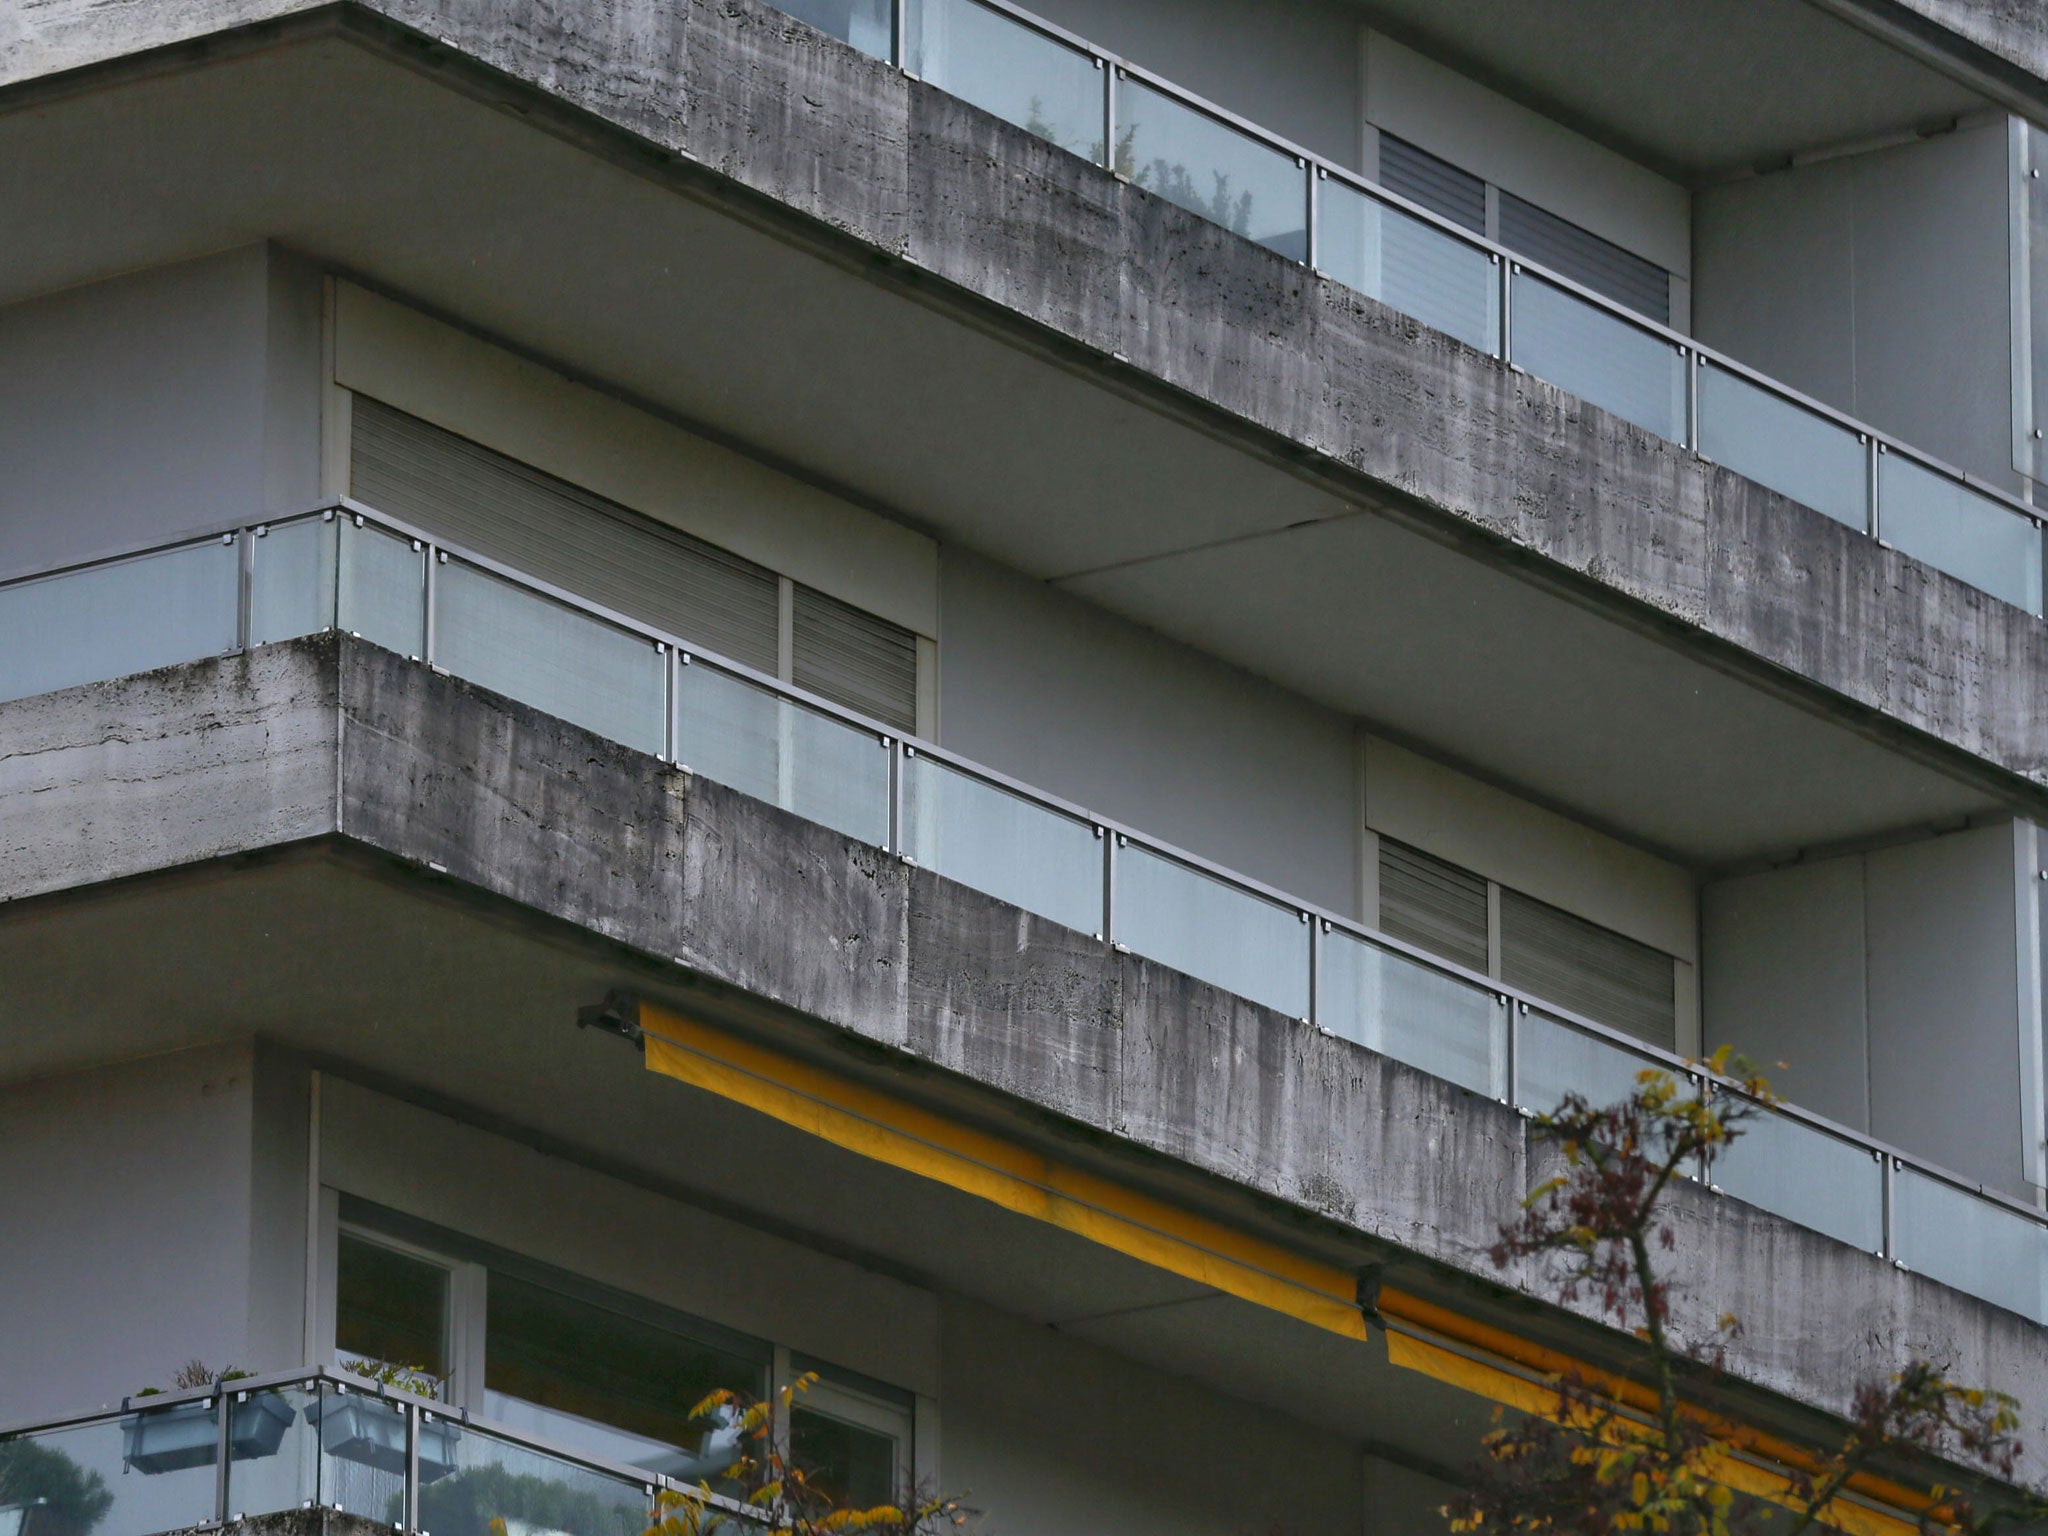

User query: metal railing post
[889,740,905,856]
[424,547,442,665]
[1101,62,1116,172]
[892,0,908,68]
[1685,347,1700,452]
[1499,260,1514,366]
[659,643,675,765]
[237,529,256,653]
[213,1392,232,1524]
[405,1401,423,1533]
[1300,158,1315,273]
[1869,440,1885,545]
[1502,995,1518,1106]
[1882,1154,1898,1262]
[1100,827,1116,943]
[1303,910,1318,1027]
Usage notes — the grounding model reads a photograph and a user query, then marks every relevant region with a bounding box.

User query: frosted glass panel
[675,660,890,847]
[1517,1011,1657,1120]
[1114,843,1307,1016]
[1698,363,1868,531]
[909,0,1103,161]
[1879,454,2043,615]
[904,752,1102,932]
[1511,270,1685,441]
[1318,179,1497,354]
[1712,1104,1882,1252]
[1320,930,1504,1096]
[1116,77,1306,260]
[0,537,238,704]
[250,517,338,645]
[338,520,425,659]
[774,0,892,59]
[436,561,666,757]
[1893,1166,2048,1321]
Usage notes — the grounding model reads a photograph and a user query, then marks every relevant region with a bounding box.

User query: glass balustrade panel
[0,1400,220,1536]
[1710,1103,1882,1252]
[1113,843,1308,1017]
[772,0,893,60]
[338,520,426,659]
[1697,363,1870,532]
[908,0,1103,162]
[250,518,339,645]
[1317,180,1498,354]
[902,752,1102,932]
[1510,270,1686,442]
[1516,1011,1660,1120]
[675,661,890,848]
[0,538,239,706]
[436,561,666,757]
[1892,1166,2048,1323]
[307,1386,408,1523]
[1878,453,2045,615]
[1115,78,1306,261]
[1319,929,1504,1096]
[223,1385,320,1521]
[418,1421,656,1536]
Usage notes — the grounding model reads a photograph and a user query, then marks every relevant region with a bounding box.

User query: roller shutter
[1378,839,1489,974]
[350,397,783,675]
[792,585,919,733]
[1378,134,1486,234]
[1498,192,1671,324]
[1499,889,1675,1047]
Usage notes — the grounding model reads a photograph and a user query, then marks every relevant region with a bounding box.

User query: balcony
[5,502,2046,1328]
[775,0,2046,616]
[0,1369,754,1536]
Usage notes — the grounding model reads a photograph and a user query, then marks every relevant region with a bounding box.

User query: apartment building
[4,0,2048,1531]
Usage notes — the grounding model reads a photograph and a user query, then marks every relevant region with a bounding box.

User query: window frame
[321,1200,917,1495]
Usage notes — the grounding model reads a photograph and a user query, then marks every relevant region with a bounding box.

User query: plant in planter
[305,1361,460,1482]
[0,1439,115,1536]
[122,1363,295,1475]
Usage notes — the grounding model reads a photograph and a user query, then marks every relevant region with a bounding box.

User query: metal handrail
[887,0,2047,572]
[6,500,2045,1283]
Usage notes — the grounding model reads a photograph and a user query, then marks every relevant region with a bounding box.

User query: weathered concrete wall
[2,0,2047,799]
[12,637,2048,1468]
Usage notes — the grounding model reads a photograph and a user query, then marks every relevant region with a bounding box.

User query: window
[329,1210,917,1498]
[1377,837,1678,1048]
[483,1270,768,1482]
[334,1232,452,1394]
[350,400,923,731]
[1375,133,1674,324]
[788,1369,914,1507]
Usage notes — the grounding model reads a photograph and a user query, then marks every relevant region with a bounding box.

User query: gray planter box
[307,1395,459,1482]
[122,1393,296,1474]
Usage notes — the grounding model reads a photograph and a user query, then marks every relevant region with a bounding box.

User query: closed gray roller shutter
[1378,134,1486,234]
[793,585,919,733]
[1378,839,1489,974]
[1499,889,1675,1048]
[1498,192,1671,324]
[350,398,782,676]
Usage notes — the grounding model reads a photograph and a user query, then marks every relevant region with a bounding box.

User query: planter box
[122,1392,298,1475]
[307,1395,460,1482]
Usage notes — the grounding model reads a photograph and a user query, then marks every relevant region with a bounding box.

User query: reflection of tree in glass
[1020,95,1103,162]
[1110,126,1254,236]
[0,1440,115,1536]
[412,1463,648,1536]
